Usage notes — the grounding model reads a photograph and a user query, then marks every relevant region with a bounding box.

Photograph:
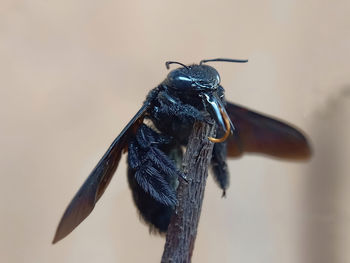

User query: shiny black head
[163,58,248,93]
[164,64,221,93]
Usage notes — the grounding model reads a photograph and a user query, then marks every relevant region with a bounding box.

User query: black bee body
[126,67,230,231]
[53,59,311,244]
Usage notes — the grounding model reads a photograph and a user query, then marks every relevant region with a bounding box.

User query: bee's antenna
[165,61,189,70]
[200,58,248,65]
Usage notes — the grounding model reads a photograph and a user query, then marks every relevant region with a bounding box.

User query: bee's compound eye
[176,75,192,84]
[167,71,193,90]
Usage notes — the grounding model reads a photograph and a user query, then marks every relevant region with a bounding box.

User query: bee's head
[162,58,248,143]
[164,63,221,93]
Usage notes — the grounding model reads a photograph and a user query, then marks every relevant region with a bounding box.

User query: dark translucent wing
[225,102,311,160]
[52,104,150,244]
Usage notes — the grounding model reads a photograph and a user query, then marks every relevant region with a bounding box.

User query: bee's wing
[225,102,311,160]
[52,103,150,244]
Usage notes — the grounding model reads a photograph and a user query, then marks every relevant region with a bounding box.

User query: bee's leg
[128,124,184,205]
[211,140,229,197]
[127,124,185,232]
[127,167,174,233]
[154,90,205,122]
[149,90,206,144]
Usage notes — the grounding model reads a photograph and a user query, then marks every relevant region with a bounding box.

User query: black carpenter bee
[53,58,311,243]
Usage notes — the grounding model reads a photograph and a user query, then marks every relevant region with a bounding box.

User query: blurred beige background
[1,0,349,262]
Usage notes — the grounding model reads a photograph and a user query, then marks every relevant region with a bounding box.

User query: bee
[53,58,311,243]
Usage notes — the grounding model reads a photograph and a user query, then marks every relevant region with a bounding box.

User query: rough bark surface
[161,121,216,263]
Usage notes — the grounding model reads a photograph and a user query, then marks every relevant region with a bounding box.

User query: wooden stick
[161,121,216,263]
